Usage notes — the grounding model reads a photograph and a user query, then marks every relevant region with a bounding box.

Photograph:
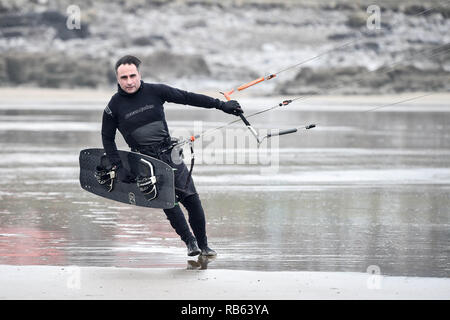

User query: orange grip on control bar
[222,89,234,101]
[222,74,276,100]
[237,77,265,91]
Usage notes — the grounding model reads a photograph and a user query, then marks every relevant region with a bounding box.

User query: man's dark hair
[115,55,141,73]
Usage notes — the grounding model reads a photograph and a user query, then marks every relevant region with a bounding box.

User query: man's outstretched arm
[155,84,243,116]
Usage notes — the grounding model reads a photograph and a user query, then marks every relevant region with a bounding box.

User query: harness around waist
[132,137,179,157]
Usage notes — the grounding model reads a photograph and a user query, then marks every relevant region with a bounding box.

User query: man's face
[116,63,142,94]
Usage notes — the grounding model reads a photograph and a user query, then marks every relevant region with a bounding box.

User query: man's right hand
[218,100,244,116]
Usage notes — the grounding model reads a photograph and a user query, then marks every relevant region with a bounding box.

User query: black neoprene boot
[187,239,201,256]
[200,245,217,256]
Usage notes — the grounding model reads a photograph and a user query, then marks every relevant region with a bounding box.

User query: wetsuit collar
[117,80,144,96]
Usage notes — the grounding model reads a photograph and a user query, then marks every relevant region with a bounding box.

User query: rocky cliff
[0,0,449,94]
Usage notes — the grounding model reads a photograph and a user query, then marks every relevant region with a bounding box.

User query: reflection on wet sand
[187,256,216,270]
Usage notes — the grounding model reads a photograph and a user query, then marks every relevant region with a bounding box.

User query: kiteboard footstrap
[137,159,158,201]
[94,166,116,192]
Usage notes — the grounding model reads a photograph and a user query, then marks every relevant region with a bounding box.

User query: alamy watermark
[65,266,81,290]
[170,121,281,174]
[66,5,81,30]
[367,5,381,30]
[366,265,383,290]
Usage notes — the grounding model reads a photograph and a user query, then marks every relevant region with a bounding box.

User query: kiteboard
[79,148,176,209]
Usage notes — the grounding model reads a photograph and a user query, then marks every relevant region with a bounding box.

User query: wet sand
[0,88,449,299]
[1,264,449,300]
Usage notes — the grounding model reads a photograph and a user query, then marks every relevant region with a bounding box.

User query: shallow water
[0,95,449,277]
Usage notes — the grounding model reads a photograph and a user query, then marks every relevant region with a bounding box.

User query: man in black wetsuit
[101,55,243,257]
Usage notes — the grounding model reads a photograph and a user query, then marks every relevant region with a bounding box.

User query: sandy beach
[0,264,449,300]
[1,87,449,301]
